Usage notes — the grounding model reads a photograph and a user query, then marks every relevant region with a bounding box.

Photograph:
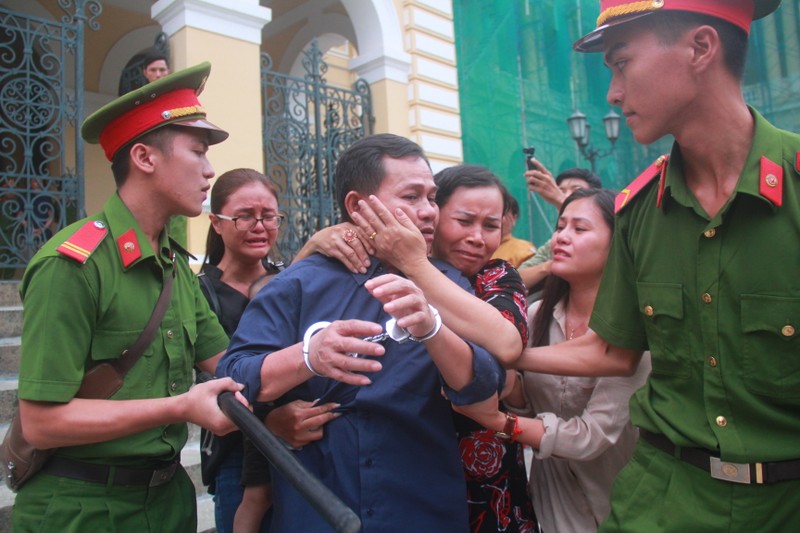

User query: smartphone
[522,147,536,170]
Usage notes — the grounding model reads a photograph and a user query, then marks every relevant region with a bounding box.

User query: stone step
[0,424,212,532]
[0,337,20,378]
[0,380,17,427]
[0,307,22,338]
[0,282,21,308]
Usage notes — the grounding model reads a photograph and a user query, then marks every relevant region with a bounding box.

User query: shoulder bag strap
[112,269,175,376]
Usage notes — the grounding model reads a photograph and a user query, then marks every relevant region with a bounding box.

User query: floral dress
[457,259,538,533]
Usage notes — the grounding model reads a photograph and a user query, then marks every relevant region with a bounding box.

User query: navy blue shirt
[217,254,504,532]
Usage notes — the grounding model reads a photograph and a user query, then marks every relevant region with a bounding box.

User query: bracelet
[408,304,442,342]
[302,321,331,377]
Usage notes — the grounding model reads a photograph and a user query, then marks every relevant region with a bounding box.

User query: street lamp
[567,108,621,172]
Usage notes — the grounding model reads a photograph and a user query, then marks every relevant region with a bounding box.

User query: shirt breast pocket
[90,329,154,363]
[636,282,690,378]
[89,329,155,399]
[740,295,800,398]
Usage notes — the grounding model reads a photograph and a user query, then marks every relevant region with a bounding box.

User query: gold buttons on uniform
[708,356,718,367]
[782,325,796,337]
[704,229,716,238]
[167,330,174,339]
[170,382,178,392]
[702,293,713,304]
[716,416,727,427]
[644,305,654,317]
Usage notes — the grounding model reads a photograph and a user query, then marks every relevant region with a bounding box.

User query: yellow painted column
[152,0,271,259]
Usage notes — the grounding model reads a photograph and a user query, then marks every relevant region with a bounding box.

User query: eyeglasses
[214,213,284,231]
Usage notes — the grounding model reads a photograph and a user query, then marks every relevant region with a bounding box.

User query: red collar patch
[117,228,142,267]
[759,156,783,207]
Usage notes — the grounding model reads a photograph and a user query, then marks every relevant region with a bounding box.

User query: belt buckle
[149,462,178,487]
[709,457,752,484]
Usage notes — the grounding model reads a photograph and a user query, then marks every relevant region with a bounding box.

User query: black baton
[198,372,361,533]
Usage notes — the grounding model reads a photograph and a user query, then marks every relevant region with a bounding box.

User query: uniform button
[170,382,178,392]
[703,229,716,238]
[644,305,654,317]
[366,509,374,517]
[365,458,373,467]
[782,325,796,337]
[708,356,718,367]
[167,330,174,339]
[716,416,727,427]
[702,293,712,304]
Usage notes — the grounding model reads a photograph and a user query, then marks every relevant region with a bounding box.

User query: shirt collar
[102,192,171,270]
[660,107,783,213]
[351,256,457,286]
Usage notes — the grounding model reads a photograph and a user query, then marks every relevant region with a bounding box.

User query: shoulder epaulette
[56,220,108,264]
[615,155,669,213]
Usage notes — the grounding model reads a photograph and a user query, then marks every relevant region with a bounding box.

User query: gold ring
[343,228,357,244]
[368,231,377,240]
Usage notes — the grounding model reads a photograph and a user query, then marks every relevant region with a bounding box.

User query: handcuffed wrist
[302,321,330,377]
[408,304,442,342]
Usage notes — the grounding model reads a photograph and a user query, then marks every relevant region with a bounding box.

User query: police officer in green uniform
[505,0,800,530]
[13,62,246,532]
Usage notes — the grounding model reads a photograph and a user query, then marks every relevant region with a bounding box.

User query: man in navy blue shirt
[217,134,504,532]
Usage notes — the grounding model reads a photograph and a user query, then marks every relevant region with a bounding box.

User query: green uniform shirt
[18,192,229,466]
[591,108,800,464]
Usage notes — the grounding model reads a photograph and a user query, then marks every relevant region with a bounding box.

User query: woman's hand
[294,223,373,273]
[351,196,429,273]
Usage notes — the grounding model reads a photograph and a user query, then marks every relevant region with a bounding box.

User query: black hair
[334,133,429,222]
[555,167,603,189]
[644,11,748,80]
[143,52,169,69]
[434,164,508,213]
[110,126,179,187]
[530,188,616,347]
[203,168,280,266]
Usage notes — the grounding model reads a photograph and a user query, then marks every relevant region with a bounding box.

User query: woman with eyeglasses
[198,168,284,533]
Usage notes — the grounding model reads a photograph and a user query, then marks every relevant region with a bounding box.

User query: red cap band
[98,88,204,160]
[597,0,756,33]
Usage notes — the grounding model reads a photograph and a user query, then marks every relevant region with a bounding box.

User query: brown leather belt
[639,429,800,485]
[42,456,180,487]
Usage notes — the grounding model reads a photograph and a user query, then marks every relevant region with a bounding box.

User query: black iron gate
[0,0,101,272]
[261,39,374,261]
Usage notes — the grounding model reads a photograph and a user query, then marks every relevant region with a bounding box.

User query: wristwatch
[495,412,522,442]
